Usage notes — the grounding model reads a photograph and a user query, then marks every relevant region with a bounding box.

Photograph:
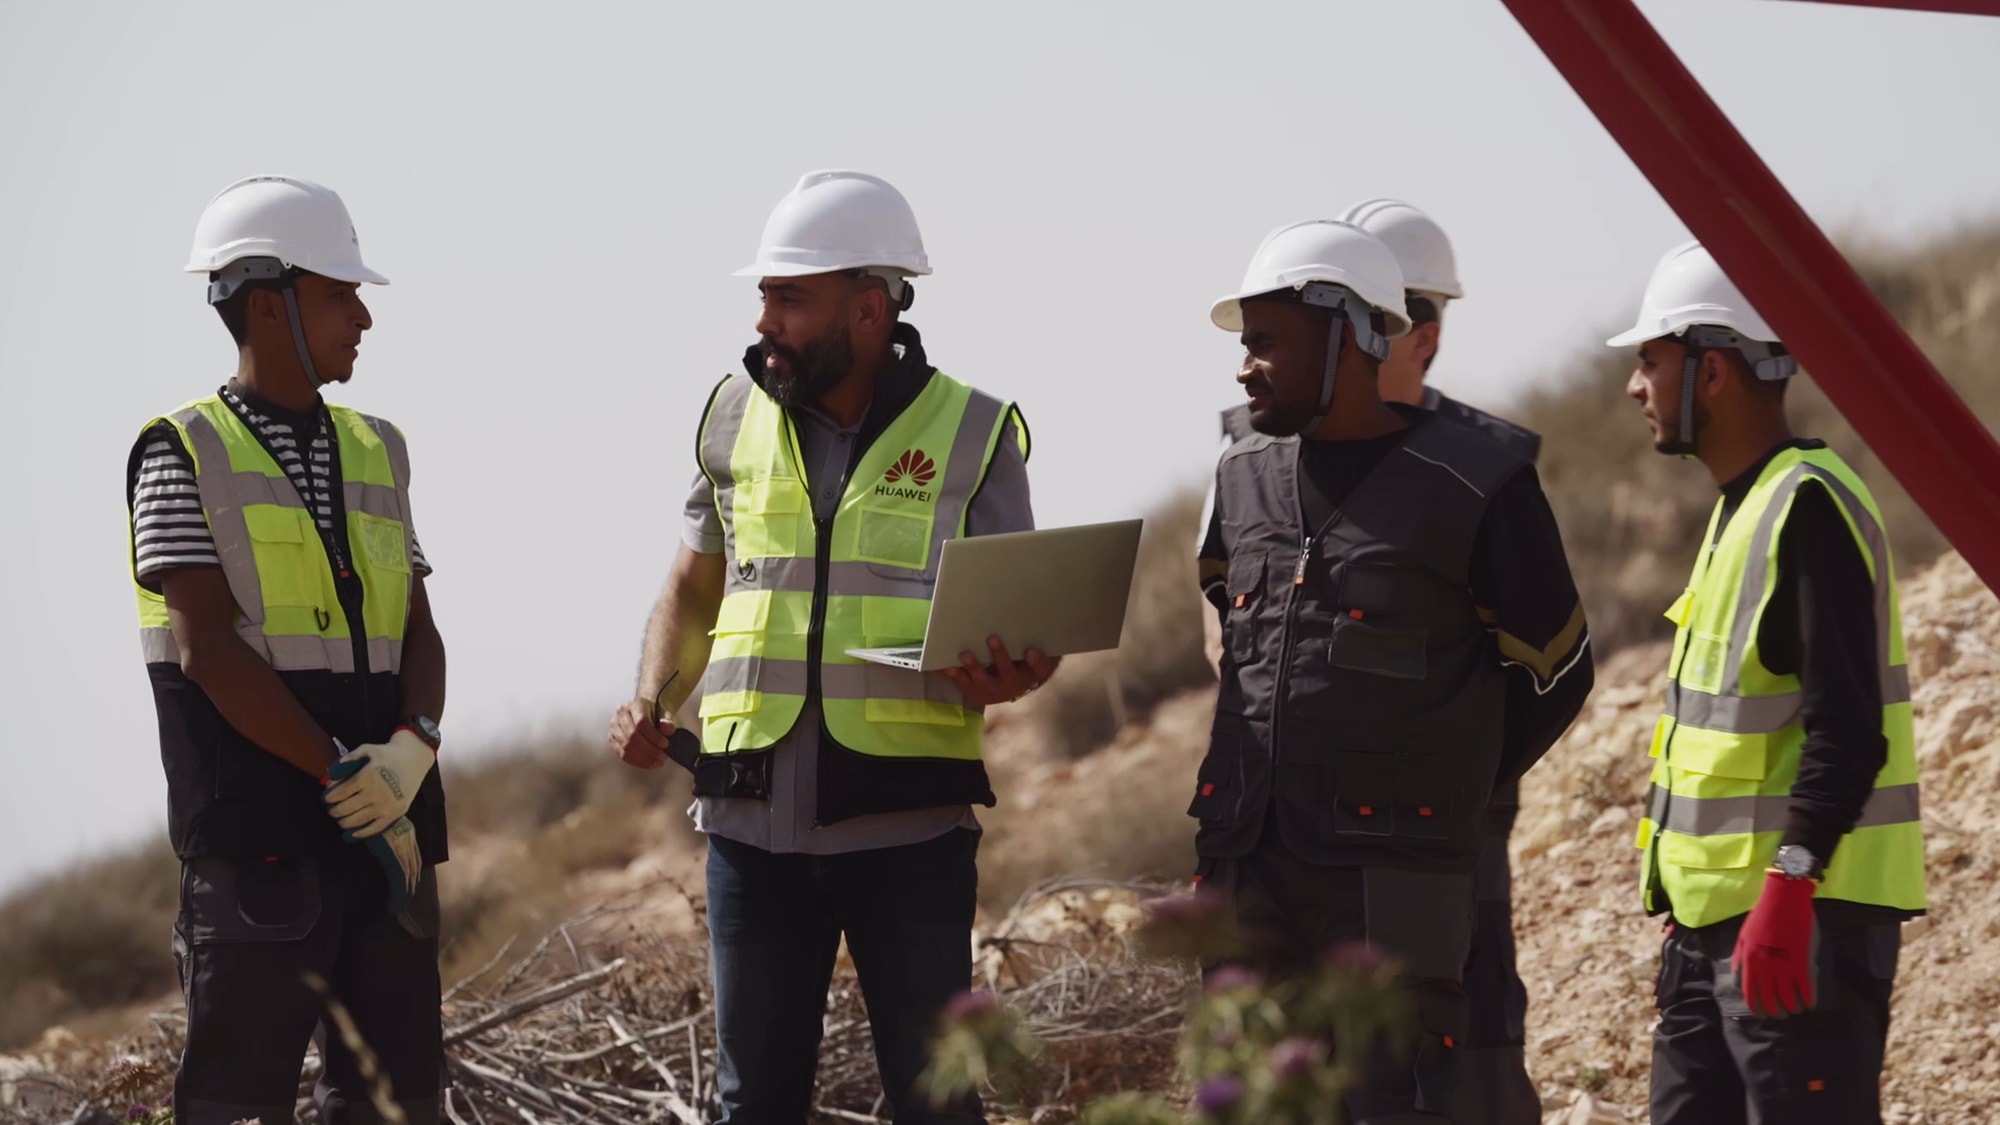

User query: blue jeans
[706,827,983,1124]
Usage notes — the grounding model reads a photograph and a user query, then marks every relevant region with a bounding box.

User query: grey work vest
[1218,395,1541,832]
[1193,414,1528,869]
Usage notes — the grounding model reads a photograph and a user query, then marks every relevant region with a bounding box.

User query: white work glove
[371,816,424,902]
[323,729,436,839]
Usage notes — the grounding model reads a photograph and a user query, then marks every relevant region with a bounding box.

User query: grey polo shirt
[682,398,1032,855]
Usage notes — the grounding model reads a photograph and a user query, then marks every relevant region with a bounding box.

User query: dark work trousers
[1455,823,1541,1125]
[1201,830,1476,1125]
[706,827,983,1125]
[171,847,443,1125]
[1651,910,1900,1125]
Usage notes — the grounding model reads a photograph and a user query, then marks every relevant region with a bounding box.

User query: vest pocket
[1661,725,1769,782]
[1326,616,1428,681]
[1225,552,1265,664]
[1325,751,1398,837]
[353,512,410,574]
[1657,829,1755,870]
[862,665,967,726]
[733,477,806,560]
[698,676,759,720]
[1323,750,1457,841]
[1187,753,1240,825]
[855,504,934,571]
[700,596,771,719]
[243,506,318,608]
[1677,630,1731,696]
[857,598,965,725]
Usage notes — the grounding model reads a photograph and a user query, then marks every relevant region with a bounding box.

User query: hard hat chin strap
[209,258,324,387]
[1297,282,1391,434]
[1663,327,1797,458]
[1664,349,1702,458]
[279,284,326,388]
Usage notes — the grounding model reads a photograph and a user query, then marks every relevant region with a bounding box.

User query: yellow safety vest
[1636,446,1926,927]
[133,395,416,675]
[695,371,1024,762]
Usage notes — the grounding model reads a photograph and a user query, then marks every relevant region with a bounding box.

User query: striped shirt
[130,385,429,589]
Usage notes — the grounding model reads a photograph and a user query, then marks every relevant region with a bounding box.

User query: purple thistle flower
[1327,940,1386,973]
[1269,1037,1321,1079]
[1204,965,1261,995]
[1194,1075,1244,1114]
[942,989,997,1025]
[128,1107,151,1121]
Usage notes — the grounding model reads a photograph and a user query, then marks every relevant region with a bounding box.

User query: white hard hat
[1211,219,1412,338]
[735,170,932,280]
[1607,240,1780,348]
[1337,198,1462,300]
[185,175,388,286]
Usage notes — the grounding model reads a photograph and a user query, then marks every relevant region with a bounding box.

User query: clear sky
[3,0,1997,891]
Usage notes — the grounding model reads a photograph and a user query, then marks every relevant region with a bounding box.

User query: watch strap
[396,718,442,752]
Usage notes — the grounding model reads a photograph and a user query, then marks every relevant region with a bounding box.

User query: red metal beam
[1771,0,2000,15]
[1501,0,2000,596]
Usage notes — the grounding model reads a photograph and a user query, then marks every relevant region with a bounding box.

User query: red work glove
[1732,871,1818,1017]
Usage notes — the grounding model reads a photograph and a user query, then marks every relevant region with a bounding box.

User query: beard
[761,327,854,408]
[1244,376,1313,438]
[1249,400,1309,438]
[1653,394,1708,454]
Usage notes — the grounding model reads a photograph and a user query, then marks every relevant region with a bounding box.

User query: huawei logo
[877,450,937,502]
[884,450,936,487]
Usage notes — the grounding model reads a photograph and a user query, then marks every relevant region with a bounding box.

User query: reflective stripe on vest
[695,372,1020,760]
[132,396,415,675]
[1636,447,1926,926]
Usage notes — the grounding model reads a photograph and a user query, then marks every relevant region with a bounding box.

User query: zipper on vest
[1270,505,1344,766]
[808,416,869,829]
[321,423,373,712]
[791,416,845,710]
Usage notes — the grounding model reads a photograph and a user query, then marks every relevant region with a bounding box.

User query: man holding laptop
[607,170,1063,1124]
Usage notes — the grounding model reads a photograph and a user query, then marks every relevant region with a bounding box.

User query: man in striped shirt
[133,385,432,578]
[130,175,451,1125]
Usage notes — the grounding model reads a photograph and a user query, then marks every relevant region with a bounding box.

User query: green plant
[926,888,1411,1123]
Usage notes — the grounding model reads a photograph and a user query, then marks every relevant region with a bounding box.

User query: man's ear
[1327,314,1355,369]
[247,287,284,334]
[852,281,891,333]
[1699,349,1734,401]
[1411,321,1441,365]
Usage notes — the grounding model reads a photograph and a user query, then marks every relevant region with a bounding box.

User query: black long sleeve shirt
[1713,441,1887,867]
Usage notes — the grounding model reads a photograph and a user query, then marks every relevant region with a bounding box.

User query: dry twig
[2,879,1188,1125]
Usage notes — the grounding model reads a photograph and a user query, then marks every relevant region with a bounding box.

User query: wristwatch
[398,715,443,752]
[1770,844,1822,881]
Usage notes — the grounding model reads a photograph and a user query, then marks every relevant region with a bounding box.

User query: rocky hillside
[1507,551,2000,1123]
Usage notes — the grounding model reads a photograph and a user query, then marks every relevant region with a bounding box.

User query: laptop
[845,519,1145,672]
